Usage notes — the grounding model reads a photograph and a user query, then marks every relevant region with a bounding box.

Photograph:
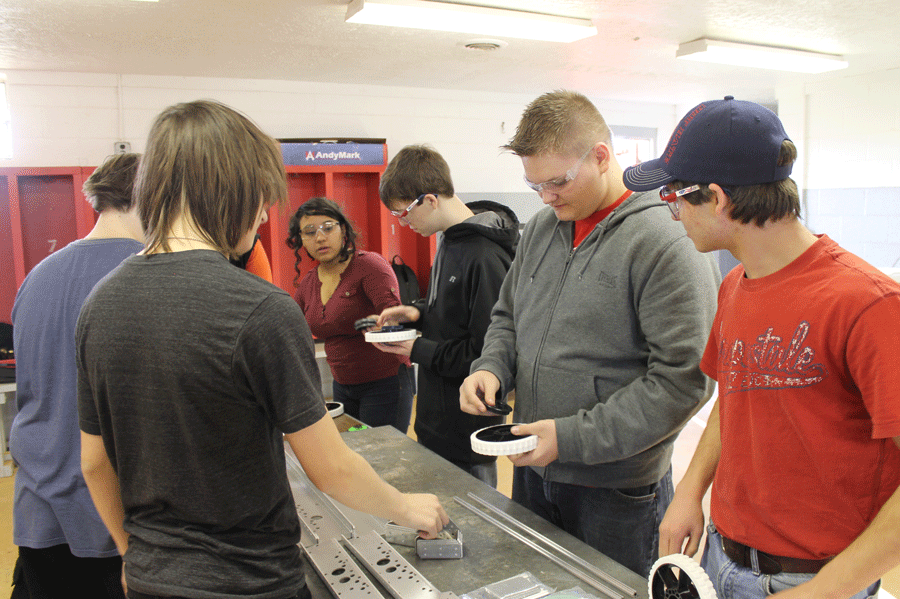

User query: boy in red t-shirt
[624,96,900,598]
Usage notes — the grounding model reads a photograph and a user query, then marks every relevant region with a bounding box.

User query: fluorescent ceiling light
[346,0,597,43]
[676,38,848,74]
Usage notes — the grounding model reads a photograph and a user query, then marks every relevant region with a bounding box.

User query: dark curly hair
[286,197,358,285]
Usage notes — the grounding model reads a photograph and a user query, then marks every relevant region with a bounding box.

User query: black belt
[721,536,832,575]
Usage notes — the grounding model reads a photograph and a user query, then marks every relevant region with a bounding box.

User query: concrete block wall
[777,69,900,270]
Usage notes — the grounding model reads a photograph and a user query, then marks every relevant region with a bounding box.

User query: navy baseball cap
[623,96,793,191]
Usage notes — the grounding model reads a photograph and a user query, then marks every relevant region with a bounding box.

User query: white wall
[3,70,677,198]
[8,68,897,267]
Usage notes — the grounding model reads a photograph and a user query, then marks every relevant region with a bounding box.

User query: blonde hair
[503,90,612,157]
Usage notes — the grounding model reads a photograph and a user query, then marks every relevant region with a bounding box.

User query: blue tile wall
[461,188,900,272]
[805,187,900,269]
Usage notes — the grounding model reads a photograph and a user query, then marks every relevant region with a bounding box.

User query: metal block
[417,520,463,559]
[383,520,464,559]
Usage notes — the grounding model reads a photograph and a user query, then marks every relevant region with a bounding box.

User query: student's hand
[507,420,558,467]
[377,305,420,327]
[395,493,449,539]
[373,340,414,357]
[658,492,705,558]
[459,370,501,415]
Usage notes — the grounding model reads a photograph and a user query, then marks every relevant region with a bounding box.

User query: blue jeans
[332,365,415,433]
[512,465,673,578]
[701,523,880,598]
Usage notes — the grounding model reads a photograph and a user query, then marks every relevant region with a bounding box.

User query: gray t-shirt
[77,250,326,599]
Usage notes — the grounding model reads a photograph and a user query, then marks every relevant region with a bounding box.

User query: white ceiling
[2,0,899,107]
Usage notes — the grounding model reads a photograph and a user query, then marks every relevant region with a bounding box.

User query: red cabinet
[1,167,98,321]
[1,160,433,322]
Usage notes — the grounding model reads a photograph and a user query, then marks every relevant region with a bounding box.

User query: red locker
[1,168,96,322]
[2,158,434,323]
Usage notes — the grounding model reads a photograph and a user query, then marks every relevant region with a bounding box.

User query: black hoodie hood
[441,200,520,257]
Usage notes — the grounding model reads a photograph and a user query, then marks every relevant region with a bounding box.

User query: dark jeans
[512,465,673,578]
[332,364,415,433]
[448,458,498,488]
[11,544,125,599]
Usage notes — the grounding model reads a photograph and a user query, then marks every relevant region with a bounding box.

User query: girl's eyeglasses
[301,221,340,239]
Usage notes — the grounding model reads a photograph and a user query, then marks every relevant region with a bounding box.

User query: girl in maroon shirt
[287,198,413,431]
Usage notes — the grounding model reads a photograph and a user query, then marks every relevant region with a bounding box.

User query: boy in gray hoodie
[460,90,720,577]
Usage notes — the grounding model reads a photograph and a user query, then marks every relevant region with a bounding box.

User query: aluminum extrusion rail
[465,492,637,597]
[454,496,624,599]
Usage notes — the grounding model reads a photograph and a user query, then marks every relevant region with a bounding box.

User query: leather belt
[721,536,832,575]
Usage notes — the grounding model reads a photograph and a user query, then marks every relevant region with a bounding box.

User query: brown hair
[83,153,140,213]
[135,100,286,257]
[502,90,612,157]
[379,144,454,208]
[674,140,800,227]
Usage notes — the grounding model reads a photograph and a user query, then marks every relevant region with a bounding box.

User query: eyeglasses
[390,194,427,223]
[523,145,594,194]
[300,220,340,239]
[659,185,700,220]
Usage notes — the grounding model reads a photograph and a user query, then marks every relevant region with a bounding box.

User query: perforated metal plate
[304,538,382,599]
[286,453,356,547]
[344,530,445,599]
[285,445,453,599]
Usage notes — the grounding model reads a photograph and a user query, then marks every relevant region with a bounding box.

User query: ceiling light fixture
[346,0,597,43]
[676,39,847,74]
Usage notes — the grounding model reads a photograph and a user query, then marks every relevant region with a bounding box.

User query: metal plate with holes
[344,530,445,599]
[304,538,382,599]
[286,446,385,545]
[285,445,449,599]
[289,471,355,547]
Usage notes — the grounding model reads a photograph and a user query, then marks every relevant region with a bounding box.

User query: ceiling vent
[462,38,508,51]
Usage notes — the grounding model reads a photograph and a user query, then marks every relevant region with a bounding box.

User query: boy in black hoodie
[374,144,519,487]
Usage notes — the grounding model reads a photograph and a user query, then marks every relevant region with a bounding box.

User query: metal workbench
[293,424,648,599]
